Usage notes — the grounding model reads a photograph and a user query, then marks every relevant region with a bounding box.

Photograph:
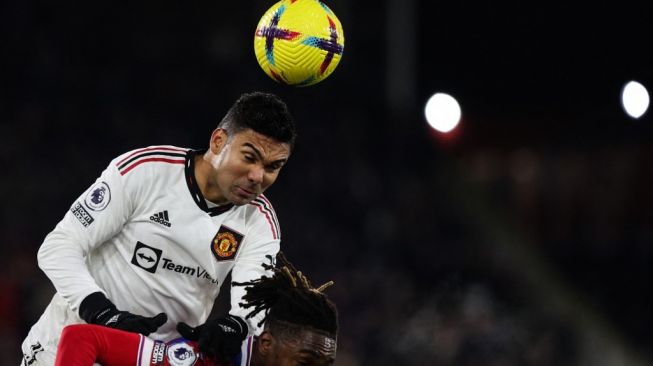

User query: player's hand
[80,291,168,336]
[177,315,248,363]
[95,309,168,335]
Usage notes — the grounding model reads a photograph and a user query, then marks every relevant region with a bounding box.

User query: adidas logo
[150,210,172,227]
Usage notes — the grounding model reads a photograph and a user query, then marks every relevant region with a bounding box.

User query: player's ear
[257,331,273,356]
[210,128,229,154]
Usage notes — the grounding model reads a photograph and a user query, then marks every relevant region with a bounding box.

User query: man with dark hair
[54,253,338,366]
[21,92,297,366]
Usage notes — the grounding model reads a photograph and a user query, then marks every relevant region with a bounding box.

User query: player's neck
[194,154,228,205]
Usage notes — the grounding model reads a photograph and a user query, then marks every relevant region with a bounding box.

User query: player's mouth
[235,186,257,200]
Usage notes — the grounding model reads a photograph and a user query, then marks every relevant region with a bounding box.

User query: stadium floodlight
[424,93,461,133]
[621,80,649,119]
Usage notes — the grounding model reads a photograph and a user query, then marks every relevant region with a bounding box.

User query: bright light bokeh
[424,93,461,133]
[621,81,649,119]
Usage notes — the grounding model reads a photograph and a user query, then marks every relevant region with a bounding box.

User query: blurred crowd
[273,124,653,365]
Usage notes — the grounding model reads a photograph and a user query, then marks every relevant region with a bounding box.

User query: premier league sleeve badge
[165,340,199,366]
[84,181,111,211]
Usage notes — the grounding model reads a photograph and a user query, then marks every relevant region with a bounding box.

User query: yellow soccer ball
[254,0,345,86]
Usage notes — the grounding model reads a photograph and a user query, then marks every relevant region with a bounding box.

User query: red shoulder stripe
[119,157,186,176]
[253,196,280,238]
[117,146,188,166]
[249,201,279,239]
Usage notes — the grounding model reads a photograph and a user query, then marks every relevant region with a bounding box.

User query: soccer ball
[254,0,345,86]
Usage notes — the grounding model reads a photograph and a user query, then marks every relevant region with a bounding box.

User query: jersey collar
[185,149,235,216]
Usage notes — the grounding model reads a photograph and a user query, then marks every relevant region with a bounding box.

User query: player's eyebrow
[243,142,287,164]
[242,142,263,158]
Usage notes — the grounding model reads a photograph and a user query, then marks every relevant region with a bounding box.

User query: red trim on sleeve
[117,146,188,166]
[120,157,186,176]
[249,201,279,239]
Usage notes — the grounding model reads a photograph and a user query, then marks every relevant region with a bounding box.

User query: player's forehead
[232,129,290,159]
[287,329,337,363]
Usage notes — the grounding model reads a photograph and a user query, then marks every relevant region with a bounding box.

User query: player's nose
[247,165,264,184]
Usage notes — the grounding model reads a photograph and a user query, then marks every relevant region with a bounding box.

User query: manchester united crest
[211,225,244,261]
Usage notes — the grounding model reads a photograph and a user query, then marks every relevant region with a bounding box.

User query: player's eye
[294,355,319,366]
[243,154,256,162]
[265,163,282,172]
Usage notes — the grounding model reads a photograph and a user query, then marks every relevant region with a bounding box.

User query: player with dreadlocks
[54,253,338,366]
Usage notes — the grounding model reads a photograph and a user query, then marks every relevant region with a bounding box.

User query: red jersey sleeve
[55,324,228,366]
[56,324,144,366]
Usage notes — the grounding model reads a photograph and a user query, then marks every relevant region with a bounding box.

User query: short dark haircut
[219,92,296,149]
[234,252,338,339]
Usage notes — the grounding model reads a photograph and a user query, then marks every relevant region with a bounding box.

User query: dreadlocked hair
[233,252,338,338]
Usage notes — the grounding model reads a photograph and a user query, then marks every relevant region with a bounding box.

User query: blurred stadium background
[2,1,652,365]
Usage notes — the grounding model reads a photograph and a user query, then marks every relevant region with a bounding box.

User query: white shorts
[21,293,83,366]
[20,336,53,366]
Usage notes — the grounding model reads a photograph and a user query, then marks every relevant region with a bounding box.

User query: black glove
[177,315,248,363]
[79,292,167,336]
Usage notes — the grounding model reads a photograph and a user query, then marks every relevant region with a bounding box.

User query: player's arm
[57,324,215,366]
[229,235,280,335]
[38,161,131,313]
[38,156,166,334]
[228,200,282,335]
[55,324,144,366]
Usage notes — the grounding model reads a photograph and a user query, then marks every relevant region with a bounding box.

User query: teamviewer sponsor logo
[131,241,162,273]
[130,241,219,286]
[160,258,220,286]
[150,210,172,227]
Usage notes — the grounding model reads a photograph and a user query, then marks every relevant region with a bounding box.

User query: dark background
[2,1,653,365]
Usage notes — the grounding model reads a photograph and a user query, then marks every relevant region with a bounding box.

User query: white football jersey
[22,145,281,365]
